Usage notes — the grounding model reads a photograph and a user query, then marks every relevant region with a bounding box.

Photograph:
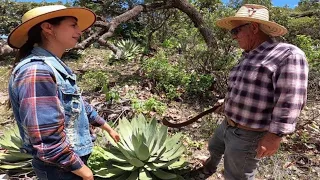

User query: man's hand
[109,130,120,142]
[256,132,282,158]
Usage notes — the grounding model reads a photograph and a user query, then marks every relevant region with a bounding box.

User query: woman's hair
[14,17,68,64]
[8,16,70,109]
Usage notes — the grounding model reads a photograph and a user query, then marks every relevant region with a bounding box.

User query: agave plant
[88,114,187,179]
[0,125,33,177]
[116,39,143,61]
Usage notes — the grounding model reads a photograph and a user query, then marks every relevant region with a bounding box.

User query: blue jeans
[32,154,90,180]
[207,120,266,180]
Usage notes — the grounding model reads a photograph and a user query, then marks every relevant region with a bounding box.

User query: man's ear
[40,22,54,36]
[251,23,260,34]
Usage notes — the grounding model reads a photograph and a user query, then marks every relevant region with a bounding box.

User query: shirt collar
[242,38,277,56]
[31,46,74,77]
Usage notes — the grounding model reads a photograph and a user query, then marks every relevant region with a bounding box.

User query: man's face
[230,22,254,51]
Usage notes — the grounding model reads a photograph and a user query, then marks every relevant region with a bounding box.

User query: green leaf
[118,118,134,151]
[103,149,128,162]
[146,118,157,146]
[128,158,145,167]
[0,161,31,170]
[139,168,152,180]
[127,170,139,180]
[0,152,32,163]
[168,158,187,170]
[151,169,177,179]
[165,133,183,150]
[95,167,124,178]
[151,125,167,155]
[114,172,131,180]
[162,145,186,161]
[132,135,150,161]
[113,163,136,171]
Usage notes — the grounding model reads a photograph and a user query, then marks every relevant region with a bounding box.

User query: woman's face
[43,17,82,49]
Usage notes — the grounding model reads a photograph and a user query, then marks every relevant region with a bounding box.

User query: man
[202,4,309,180]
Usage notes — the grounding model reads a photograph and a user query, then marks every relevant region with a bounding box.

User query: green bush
[142,51,213,100]
[131,97,167,115]
[292,35,320,70]
[88,114,187,179]
[79,71,109,92]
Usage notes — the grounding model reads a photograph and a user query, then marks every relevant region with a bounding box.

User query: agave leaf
[151,126,167,155]
[113,163,136,171]
[127,169,139,180]
[162,145,186,161]
[132,135,149,161]
[103,149,127,162]
[94,167,125,178]
[128,158,145,167]
[116,141,136,160]
[114,172,131,180]
[164,133,183,150]
[151,169,177,180]
[118,118,134,151]
[137,114,147,134]
[0,152,32,163]
[130,117,139,135]
[168,158,187,170]
[146,118,157,146]
[139,168,152,180]
[0,161,31,170]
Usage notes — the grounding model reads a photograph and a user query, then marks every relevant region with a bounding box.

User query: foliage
[79,70,109,92]
[142,50,213,99]
[88,114,187,179]
[0,125,33,177]
[115,39,143,62]
[0,0,66,35]
[131,97,167,115]
[102,85,121,103]
[292,35,320,69]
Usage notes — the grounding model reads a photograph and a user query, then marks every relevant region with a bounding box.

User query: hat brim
[8,7,96,49]
[216,16,288,37]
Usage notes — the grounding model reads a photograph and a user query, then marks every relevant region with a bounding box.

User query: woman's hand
[109,130,120,142]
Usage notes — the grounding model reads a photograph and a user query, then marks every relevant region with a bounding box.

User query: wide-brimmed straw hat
[216,4,287,37]
[8,5,96,49]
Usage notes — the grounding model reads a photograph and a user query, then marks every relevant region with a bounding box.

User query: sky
[16,0,301,8]
[222,0,300,8]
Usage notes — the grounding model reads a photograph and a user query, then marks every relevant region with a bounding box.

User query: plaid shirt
[224,39,308,134]
[9,52,106,171]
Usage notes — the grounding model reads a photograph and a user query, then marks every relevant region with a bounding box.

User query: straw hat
[216,4,287,37]
[8,5,96,49]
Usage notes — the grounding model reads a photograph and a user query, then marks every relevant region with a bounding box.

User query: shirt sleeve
[270,53,308,134]
[13,63,83,171]
[83,100,106,127]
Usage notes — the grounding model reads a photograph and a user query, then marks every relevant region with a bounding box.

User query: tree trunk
[171,0,216,48]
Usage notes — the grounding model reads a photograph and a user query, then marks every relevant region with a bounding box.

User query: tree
[0,0,216,58]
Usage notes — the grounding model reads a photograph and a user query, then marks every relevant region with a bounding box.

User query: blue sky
[222,0,300,8]
[16,0,300,8]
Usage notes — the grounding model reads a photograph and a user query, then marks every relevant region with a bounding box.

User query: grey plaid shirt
[224,39,308,134]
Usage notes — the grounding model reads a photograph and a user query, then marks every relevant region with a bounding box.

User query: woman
[7,5,120,180]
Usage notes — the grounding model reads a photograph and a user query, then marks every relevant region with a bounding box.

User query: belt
[226,118,267,132]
